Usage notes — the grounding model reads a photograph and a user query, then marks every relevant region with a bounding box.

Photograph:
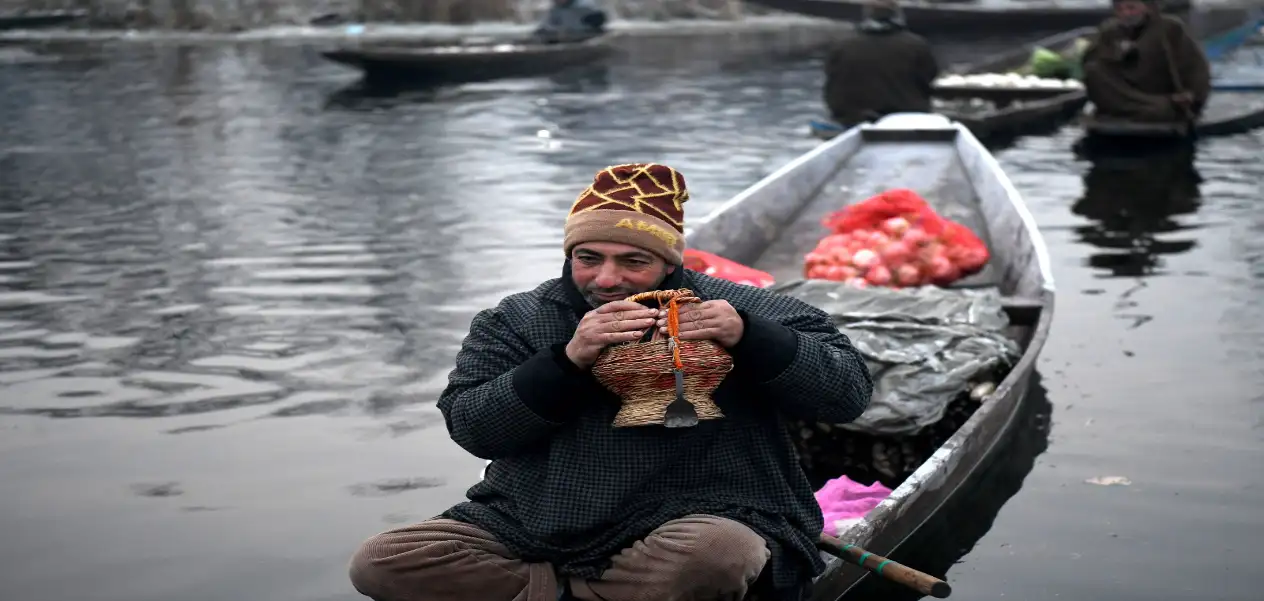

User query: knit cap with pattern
[563,163,689,265]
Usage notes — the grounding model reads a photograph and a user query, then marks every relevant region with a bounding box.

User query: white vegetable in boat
[934,72,1084,90]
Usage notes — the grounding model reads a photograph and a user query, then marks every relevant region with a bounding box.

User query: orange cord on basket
[625,289,699,370]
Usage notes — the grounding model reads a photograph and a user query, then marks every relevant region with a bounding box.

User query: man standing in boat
[533,0,609,44]
[1081,0,1211,124]
[822,0,940,126]
[348,163,873,601]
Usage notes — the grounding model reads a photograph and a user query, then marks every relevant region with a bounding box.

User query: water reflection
[325,64,612,110]
[1070,147,1203,278]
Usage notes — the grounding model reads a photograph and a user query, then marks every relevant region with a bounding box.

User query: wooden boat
[930,27,1095,105]
[481,113,1055,597]
[320,34,617,86]
[811,27,1094,144]
[741,0,1191,37]
[940,27,1093,142]
[0,9,86,30]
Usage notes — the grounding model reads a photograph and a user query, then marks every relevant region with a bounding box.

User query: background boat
[320,34,618,87]
[0,9,86,30]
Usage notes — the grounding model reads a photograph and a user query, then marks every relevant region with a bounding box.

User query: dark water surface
[0,33,1261,601]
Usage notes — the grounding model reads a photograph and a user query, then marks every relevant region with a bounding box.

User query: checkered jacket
[440,265,873,594]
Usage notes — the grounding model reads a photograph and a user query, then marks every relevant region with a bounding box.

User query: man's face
[1114,0,1150,27]
[570,241,674,307]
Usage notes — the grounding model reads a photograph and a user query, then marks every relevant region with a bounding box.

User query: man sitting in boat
[348,163,874,601]
[533,0,608,44]
[1081,0,1210,123]
[822,0,940,127]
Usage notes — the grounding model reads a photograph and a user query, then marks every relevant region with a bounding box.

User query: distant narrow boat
[480,113,1055,599]
[0,9,86,30]
[320,34,616,86]
[740,0,1191,37]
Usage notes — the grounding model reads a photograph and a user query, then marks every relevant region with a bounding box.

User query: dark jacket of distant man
[1081,0,1211,123]
[823,0,940,126]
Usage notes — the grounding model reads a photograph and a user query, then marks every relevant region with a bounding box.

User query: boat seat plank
[750,141,1002,289]
[1000,296,1044,326]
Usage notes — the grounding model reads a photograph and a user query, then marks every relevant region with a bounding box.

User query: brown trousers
[349,514,771,601]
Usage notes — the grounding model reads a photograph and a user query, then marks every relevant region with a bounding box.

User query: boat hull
[0,10,86,30]
[321,35,616,86]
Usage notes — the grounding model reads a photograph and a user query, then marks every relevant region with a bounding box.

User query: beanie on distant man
[563,163,689,265]
[864,0,903,21]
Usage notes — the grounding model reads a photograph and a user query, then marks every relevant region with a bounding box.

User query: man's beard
[1119,13,1147,28]
[578,268,670,308]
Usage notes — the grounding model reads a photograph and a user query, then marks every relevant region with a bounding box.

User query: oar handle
[817,534,953,599]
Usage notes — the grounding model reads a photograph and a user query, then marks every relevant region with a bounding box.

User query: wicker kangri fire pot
[591,289,734,428]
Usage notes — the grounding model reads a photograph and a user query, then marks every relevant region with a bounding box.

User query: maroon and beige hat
[563,163,689,265]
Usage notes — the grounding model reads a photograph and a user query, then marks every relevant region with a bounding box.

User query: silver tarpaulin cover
[770,279,1021,436]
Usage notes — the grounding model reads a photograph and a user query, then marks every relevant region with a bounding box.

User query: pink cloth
[814,476,892,536]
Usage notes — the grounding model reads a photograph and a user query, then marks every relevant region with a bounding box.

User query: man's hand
[1171,91,1195,107]
[565,301,657,369]
[658,300,745,348]
[1117,39,1138,58]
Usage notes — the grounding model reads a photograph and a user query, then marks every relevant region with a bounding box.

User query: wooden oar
[1157,19,1196,124]
[817,533,953,599]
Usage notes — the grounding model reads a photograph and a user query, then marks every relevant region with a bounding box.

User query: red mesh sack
[939,222,990,273]
[808,189,991,288]
[683,249,775,288]
[822,189,947,236]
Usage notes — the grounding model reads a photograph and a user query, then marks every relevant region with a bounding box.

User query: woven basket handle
[624,289,700,366]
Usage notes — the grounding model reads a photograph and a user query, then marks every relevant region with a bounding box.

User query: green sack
[1029,46,1072,79]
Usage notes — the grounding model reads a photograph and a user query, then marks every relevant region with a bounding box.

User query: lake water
[0,30,1261,601]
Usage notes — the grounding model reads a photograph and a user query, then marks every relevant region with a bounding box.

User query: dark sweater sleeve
[511,343,588,423]
[729,309,800,382]
[438,309,587,459]
[728,304,873,424]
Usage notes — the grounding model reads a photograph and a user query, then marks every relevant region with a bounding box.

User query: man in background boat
[1081,0,1210,124]
[822,0,940,126]
[533,0,608,44]
[348,163,874,601]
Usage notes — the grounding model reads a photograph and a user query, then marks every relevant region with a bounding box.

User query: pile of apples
[803,216,988,289]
